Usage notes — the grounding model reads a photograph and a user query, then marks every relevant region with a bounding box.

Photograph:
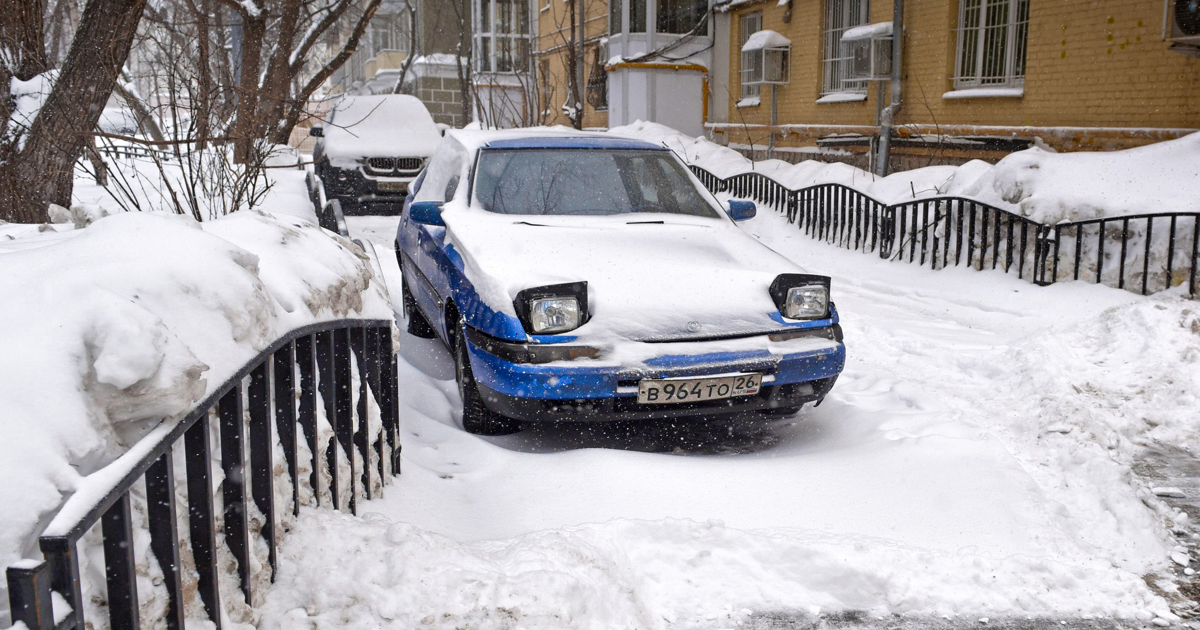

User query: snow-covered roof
[323,94,441,167]
[841,21,893,42]
[741,29,791,52]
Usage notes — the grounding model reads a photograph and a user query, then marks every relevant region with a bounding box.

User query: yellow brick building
[714,0,1200,169]
[536,0,612,129]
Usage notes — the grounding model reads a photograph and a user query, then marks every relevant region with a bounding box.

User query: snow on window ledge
[815,93,867,104]
[942,87,1024,100]
[736,96,761,108]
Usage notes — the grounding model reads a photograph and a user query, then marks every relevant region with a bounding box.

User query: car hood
[443,210,814,341]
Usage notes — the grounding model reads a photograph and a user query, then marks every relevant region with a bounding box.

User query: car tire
[401,276,437,339]
[453,321,522,436]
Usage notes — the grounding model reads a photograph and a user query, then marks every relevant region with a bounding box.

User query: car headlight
[530,297,580,333]
[784,285,828,319]
[769,274,831,320]
[514,281,589,335]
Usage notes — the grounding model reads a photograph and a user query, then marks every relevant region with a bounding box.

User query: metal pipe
[876,0,903,177]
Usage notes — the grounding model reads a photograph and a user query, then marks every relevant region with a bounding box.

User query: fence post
[7,561,53,630]
[145,451,185,630]
[39,537,82,630]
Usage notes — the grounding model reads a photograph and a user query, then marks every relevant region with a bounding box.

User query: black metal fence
[693,165,1199,298]
[6,319,398,630]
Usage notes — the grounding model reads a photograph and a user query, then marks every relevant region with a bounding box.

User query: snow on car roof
[445,127,666,154]
[323,94,440,167]
[483,136,666,151]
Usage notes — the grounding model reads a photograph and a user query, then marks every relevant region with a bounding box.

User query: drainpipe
[875,0,903,176]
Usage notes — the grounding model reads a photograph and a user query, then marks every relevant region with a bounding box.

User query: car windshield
[472,149,721,218]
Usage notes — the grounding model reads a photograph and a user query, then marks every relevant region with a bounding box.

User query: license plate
[376,180,407,192]
[637,373,762,405]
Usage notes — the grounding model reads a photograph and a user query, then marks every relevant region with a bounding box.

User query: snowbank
[259,512,1171,630]
[610,121,1200,223]
[0,207,392,601]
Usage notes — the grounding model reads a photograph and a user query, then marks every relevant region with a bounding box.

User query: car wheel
[401,276,437,339]
[453,321,522,436]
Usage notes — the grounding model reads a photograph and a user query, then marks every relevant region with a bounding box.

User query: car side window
[444,175,460,203]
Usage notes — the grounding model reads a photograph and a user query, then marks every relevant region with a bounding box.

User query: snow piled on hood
[323,94,442,168]
[610,121,1200,224]
[0,209,391,580]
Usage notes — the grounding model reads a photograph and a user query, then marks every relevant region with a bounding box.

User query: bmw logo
[686,321,703,333]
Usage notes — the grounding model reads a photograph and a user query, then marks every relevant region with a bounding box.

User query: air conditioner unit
[842,22,893,82]
[1170,0,1200,53]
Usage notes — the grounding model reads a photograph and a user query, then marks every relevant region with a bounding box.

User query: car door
[400,142,465,341]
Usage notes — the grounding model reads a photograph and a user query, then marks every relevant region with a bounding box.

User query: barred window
[821,0,869,96]
[739,12,762,101]
[953,0,1030,88]
[475,0,532,73]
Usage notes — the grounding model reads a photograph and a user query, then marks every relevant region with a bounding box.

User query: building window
[370,13,411,54]
[587,46,609,111]
[954,0,1030,88]
[627,0,648,32]
[657,0,708,35]
[475,0,532,73]
[821,0,869,95]
[739,12,762,101]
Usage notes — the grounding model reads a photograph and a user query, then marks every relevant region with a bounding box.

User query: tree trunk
[269,0,382,144]
[0,0,48,81]
[232,12,266,163]
[0,0,146,223]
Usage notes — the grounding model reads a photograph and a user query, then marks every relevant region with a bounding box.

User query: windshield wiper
[626,220,665,225]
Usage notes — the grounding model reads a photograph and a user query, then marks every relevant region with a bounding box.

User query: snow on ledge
[741,30,791,52]
[816,92,868,104]
[736,96,761,108]
[842,21,892,42]
[942,87,1025,100]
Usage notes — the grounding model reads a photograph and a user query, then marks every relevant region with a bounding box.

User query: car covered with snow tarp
[312,94,440,214]
[396,129,845,434]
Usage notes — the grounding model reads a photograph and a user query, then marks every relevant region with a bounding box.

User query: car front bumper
[320,165,411,214]
[465,327,846,422]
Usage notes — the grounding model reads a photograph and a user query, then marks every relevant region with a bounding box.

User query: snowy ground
[249,211,1199,629]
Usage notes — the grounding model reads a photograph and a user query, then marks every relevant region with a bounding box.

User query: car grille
[365,157,395,175]
[394,157,424,172]
[364,156,423,176]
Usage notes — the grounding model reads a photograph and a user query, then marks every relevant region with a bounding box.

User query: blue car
[396,130,845,434]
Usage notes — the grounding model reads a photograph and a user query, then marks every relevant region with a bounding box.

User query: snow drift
[610,121,1200,224]
[0,208,392,606]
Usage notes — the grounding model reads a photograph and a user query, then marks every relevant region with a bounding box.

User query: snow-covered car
[312,94,441,215]
[396,130,845,434]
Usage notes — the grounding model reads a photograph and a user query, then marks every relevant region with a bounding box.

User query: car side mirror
[410,200,445,226]
[728,200,757,222]
[309,126,324,138]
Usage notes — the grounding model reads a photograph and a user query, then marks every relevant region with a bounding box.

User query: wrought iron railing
[692,164,1199,297]
[6,319,398,630]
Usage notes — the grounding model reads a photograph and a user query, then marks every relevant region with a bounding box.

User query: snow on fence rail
[5,319,399,630]
[692,165,1200,298]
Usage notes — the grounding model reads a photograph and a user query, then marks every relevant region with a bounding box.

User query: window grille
[953,0,1030,88]
[821,0,869,96]
[740,12,762,100]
